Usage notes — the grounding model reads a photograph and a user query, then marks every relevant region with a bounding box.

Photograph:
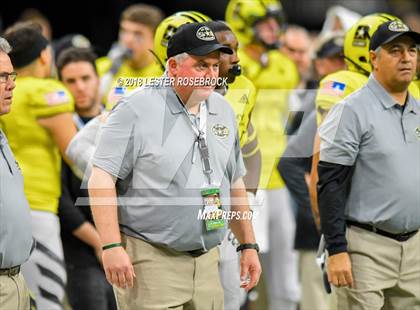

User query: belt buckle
[396,230,417,242]
[394,234,408,242]
[188,248,207,257]
[8,266,19,277]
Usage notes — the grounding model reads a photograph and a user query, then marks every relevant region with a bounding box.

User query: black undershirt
[317,161,354,255]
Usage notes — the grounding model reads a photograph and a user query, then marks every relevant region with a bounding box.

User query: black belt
[346,220,418,242]
[187,248,208,257]
[0,265,20,277]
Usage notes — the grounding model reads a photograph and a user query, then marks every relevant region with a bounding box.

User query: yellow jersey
[414,78,420,94]
[224,75,257,148]
[0,77,74,214]
[316,71,420,125]
[239,49,299,189]
[96,57,162,110]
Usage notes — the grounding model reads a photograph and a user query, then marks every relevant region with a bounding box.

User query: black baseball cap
[369,20,420,51]
[167,22,233,58]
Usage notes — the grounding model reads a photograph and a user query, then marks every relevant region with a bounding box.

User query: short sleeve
[92,98,140,179]
[29,79,74,118]
[319,102,362,166]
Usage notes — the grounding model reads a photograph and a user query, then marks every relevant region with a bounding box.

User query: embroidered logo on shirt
[415,127,420,139]
[212,124,229,138]
[45,90,69,106]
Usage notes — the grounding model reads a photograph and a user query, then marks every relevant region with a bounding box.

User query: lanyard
[178,99,213,185]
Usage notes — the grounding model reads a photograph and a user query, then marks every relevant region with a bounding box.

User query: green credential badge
[201,187,225,231]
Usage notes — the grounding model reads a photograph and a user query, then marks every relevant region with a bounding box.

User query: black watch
[236,243,259,253]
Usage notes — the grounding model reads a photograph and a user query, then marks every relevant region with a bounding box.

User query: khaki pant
[114,234,224,310]
[336,226,420,310]
[299,250,330,310]
[0,272,30,310]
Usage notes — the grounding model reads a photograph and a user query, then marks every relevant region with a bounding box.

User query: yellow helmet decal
[153,11,212,69]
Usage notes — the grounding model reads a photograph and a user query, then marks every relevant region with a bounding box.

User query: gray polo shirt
[0,129,33,268]
[92,86,246,252]
[320,75,420,234]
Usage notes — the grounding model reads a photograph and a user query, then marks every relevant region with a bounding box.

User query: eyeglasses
[0,72,17,84]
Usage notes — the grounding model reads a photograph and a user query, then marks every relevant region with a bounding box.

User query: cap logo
[196,26,215,41]
[388,21,409,32]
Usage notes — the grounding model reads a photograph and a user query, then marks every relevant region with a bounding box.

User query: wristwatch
[236,243,260,253]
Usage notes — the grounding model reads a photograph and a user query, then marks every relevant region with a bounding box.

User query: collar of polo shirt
[165,87,218,115]
[367,75,418,112]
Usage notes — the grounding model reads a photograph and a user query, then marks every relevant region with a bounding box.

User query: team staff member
[308,13,420,228]
[57,47,117,310]
[89,22,261,309]
[318,21,420,309]
[0,36,33,310]
[97,4,164,109]
[2,23,77,310]
[226,1,300,309]
[156,16,262,309]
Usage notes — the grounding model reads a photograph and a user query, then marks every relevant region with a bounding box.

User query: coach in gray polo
[88,22,261,309]
[318,20,420,309]
[0,37,33,310]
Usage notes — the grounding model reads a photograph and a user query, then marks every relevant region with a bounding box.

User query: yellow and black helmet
[225,0,284,46]
[343,13,400,74]
[153,11,211,68]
